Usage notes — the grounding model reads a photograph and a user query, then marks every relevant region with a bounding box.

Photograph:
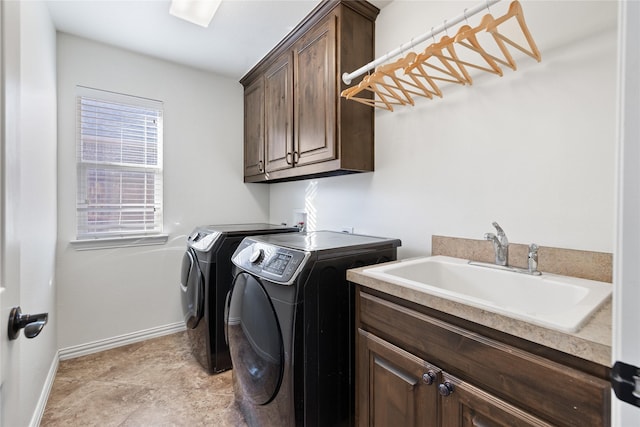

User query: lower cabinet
[356,289,611,427]
[358,330,551,427]
[358,329,440,426]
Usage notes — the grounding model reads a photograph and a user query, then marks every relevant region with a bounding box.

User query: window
[76,87,164,243]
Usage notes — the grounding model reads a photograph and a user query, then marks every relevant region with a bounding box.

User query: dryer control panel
[231,238,309,285]
[187,230,221,252]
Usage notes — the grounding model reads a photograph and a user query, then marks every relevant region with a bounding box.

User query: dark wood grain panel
[243,77,265,180]
[440,372,552,427]
[358,329,441,427]
[359,291,610,427]
[241,0,379,183]
[265,51,294,173]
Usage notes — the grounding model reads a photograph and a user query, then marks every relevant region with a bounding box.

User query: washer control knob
[250,248,264,264]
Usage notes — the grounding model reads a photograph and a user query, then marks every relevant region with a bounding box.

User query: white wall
[18,1,58,425]
[270,1,618,259]
[56,34,270,349]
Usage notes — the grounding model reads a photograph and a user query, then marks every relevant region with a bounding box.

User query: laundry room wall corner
[55,34,271,350]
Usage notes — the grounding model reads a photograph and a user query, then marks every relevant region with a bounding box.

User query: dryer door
[226,272,284,405]
[180,248,204,329]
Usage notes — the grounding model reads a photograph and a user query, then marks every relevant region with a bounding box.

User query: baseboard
[28,322,186,426]
[58,321,186,361]
[29,350,59,427]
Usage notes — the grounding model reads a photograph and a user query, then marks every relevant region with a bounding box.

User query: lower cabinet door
[357,329,441,427]
[439,372,553,427]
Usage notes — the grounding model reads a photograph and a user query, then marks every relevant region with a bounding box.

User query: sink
[362,255,612,333]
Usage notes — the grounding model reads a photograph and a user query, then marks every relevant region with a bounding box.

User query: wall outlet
[341,226,354,234]
[293,209,307,231]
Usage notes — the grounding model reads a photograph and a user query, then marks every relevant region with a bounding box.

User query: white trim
[59,322,185,361]
[76,85,163,110]
[28,351,59,427]
[27,322,186,425]
[70,233,169,251]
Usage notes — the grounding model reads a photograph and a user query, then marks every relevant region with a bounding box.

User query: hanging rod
[342,0,502,85]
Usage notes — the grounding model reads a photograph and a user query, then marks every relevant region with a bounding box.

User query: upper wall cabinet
[240,0,379,183]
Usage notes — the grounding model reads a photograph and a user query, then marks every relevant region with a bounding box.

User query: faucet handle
[492,221,505,236]
[528,243,541,275]
[491,222,508,247]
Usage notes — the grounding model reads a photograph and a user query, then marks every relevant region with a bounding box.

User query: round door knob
[249,249,264,264]
[438,381,455,397]
[422,370,437,385]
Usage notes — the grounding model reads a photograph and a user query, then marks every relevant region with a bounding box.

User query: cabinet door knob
[438,381,455,397]
[422,370,437,385]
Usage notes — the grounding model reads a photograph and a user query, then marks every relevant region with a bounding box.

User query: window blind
[76,87,163,239]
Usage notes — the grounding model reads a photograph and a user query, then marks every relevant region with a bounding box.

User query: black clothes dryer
[180,223,298,374]
[226,231,401,426]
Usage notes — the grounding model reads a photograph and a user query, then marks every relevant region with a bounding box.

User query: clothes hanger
[485,0,542,63]
[423,34,480,85]
[458,13,517,71]
[405,35,469,88]
[454,13,515,76]
[340,74,405,111]
[375,55,437,102]
[440,23,503,85]
[400,52,443,99]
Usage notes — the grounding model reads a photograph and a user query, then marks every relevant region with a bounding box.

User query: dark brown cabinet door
[244,77,265,178]
[439,372,553,427]
[265,52,294,173]
[358,329,441,427]
[293,15,337,167]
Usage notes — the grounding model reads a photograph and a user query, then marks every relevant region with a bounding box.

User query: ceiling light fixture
[169,0,222,28]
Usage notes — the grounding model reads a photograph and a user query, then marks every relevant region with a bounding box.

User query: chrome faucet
[528,243,541,275]
[485,222,509,266]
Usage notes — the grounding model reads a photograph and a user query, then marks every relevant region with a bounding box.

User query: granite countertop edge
[347,263,612,367]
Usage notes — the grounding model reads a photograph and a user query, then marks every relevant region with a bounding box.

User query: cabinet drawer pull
[438,381,454,397]
[293,151,299,164]
[422,370,437,385]
[258,160,264,172]
[286,152,293,165]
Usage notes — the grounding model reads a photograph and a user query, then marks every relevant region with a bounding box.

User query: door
[293,15,337,167]
[1,1,22,425]
[612,0,640,423]
[243,77,265,178]
[265,51,294,173]
[180,248,204,329]
[357,329,440,427]
[439,373,551,427]
[226,273,284,405]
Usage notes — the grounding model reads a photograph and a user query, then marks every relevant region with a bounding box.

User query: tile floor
[41,332,247,426]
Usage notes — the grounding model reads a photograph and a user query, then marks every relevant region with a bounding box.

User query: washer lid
[226,273,284,405]
[246,230,401,253]
[180,248,204,329]
[187,224,299,252]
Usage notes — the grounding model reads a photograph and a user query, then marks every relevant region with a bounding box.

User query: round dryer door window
[180,249,204,329]
[226,273,284,405]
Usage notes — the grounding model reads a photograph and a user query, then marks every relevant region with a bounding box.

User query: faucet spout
[485,222,509,266]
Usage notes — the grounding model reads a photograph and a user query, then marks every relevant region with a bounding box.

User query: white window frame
[72,86,167,250]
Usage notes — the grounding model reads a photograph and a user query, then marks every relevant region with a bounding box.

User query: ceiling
[47,1,392,80]
[46,0,616,82]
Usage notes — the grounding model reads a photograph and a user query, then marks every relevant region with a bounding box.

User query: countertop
[347,260,612,367]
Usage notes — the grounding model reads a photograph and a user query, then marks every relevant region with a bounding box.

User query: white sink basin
[362,255,612,333]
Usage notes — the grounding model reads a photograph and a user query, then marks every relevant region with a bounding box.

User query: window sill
[70,234,169,251]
